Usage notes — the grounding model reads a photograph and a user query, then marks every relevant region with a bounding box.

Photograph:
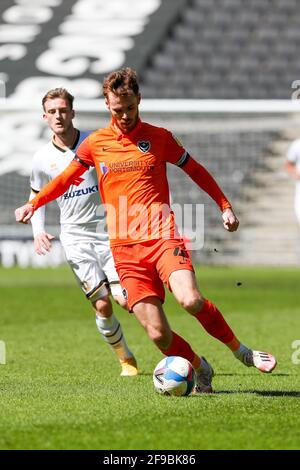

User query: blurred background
[1,0,300,268]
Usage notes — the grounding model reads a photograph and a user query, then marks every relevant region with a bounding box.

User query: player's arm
[176,152,239,232]
[29,189,55,255]
[15,159,87,224]
[164,131,238,231]
[182,154,239,232]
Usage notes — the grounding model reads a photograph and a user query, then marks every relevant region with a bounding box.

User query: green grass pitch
[1,265,300,450]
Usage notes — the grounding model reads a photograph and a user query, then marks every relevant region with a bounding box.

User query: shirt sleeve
[163,130,189,166]
[30,190,46,237]
[30,153,48,192]
[76,135,95,167]
[29,160,87,211]
[181,156,231,211]
[163,130,231,211]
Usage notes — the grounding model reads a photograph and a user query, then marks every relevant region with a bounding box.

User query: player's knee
[148,326,171,349]
[93,296,112,317]
[146,324,161,343]
[180,295,204,314]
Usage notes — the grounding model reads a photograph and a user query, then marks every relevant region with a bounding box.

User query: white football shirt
[30,130,108,244]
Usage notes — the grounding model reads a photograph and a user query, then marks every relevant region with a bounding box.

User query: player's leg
[132,296,213,392]
[109,281,128,310]
[100,245,128,310]
[112,242,213,392]
[148,240,214,391]
[93,295,138,377]
[169,268,276,373]
[169,269,236,344]
[64,242,138,376]
[157,239,236,346]
[99,244,138,376]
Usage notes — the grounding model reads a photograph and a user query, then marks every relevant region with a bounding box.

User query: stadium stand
[159,115,299,265]
[140,0,300,100]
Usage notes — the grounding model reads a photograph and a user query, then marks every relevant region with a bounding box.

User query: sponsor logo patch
[63,185,98,199]
[100,162,109,175]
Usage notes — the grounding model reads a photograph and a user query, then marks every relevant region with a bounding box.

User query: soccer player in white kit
[29,87,138,376]
[286,138,300,226]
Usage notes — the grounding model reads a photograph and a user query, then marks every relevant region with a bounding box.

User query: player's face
[43,98,75,136]
[105,91,141,134]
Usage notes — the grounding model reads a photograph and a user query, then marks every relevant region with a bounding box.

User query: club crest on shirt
[137,140,151,153]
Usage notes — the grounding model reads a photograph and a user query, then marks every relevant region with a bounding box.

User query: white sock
[95,314,132,361]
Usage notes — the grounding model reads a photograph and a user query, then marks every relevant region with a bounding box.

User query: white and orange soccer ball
[153,356,195,396]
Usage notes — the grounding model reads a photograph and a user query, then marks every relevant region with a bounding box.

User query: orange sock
[194,299,235,345]
[226,337,241,352]
[160,331,199,366]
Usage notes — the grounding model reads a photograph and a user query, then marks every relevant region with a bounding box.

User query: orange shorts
[111,239,194,310]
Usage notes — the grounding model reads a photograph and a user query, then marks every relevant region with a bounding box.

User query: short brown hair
[102,68,139,98]
[42,87,74,110]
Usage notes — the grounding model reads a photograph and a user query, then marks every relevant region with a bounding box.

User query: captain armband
[175,151,190,168]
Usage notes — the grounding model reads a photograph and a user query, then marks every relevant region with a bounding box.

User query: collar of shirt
[52,129,79,152]
[109,118,143,143]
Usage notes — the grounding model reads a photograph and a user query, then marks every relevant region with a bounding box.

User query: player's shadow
[217,373,290,377]
[214,390,300,397]
[139,372,290,378]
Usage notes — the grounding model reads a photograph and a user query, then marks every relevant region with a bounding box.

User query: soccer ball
[153,356,195,396]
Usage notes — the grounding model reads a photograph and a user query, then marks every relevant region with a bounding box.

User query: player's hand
[222,208,239,232]
[34,232,55,255]
[15,203,35,224]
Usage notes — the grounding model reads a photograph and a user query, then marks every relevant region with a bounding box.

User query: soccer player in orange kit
[15,68,276,393]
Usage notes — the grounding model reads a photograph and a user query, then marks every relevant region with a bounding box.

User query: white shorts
[63,241,122,302]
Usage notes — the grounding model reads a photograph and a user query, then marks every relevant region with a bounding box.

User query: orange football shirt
[29,118,231,246]
[76,119,187,246]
